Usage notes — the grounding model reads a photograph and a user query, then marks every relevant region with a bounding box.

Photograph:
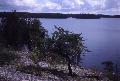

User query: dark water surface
[40,18,120,71]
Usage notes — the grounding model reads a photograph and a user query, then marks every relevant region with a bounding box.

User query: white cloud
[0,0,120,14]
[85,0,106,9]
[10,0,62,12]
[45,1,61,10]
[61,0,84,9]
[62,0,75,8]
[75,0,84,5]
[13,0,36,6]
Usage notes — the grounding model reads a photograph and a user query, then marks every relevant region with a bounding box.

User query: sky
[0,0,120,15]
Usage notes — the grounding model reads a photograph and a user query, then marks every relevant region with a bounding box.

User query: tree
[0,11,47,50]
[50,26,87,75]
[28,18,48,64]
[1,11,19,49]
[27,18,47,51]
[1,11,29,49]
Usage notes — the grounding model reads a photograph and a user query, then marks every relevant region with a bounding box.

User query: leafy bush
[1,11,47,50]
[30,26,88,76]
[0,46,19,66]
[49,26,88,75]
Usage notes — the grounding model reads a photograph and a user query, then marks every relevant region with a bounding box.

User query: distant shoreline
[0,12,120,19]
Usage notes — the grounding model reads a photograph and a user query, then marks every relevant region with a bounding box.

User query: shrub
[0,45,19,66]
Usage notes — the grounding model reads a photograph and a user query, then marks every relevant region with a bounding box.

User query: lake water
[40,18,120,71]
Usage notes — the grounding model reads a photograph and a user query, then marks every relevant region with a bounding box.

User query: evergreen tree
[0,11,47,50]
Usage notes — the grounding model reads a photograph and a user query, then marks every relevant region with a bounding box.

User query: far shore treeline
[0,11,120,19]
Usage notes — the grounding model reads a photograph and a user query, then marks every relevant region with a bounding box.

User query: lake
[40,18,120,71]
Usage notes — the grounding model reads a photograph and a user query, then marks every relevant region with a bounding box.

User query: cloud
[104,0,120,10]
[0,0,40,12]
[43,1,61,10]
[62,0,84,8]
[0,0,120,14]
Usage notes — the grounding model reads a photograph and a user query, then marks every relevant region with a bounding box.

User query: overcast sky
[0,0,120,15]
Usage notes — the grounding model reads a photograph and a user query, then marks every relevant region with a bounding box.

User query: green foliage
[0,44,19,66]
[28,18,47,51]
[51,26,87,64]
[0,11,48,65]
[29,26,87,75]
[1,11,28,49]
[49,26,87,75]
[0,11,88,76]
[28,19,48,64]
[0,11,47,50]
[2,12,15,47]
